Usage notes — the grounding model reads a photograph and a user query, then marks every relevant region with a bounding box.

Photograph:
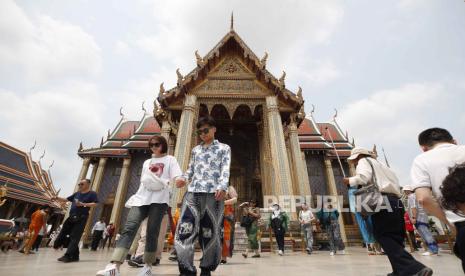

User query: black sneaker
[220,259,227,264]
[152,258,160,266]
[169,255,178,262]
[59,255,79,263]
[128,256,144,268]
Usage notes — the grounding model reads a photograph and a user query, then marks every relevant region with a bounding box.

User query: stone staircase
[233,209,363,253]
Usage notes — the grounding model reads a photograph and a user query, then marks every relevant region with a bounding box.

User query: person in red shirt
[404,212,419,251]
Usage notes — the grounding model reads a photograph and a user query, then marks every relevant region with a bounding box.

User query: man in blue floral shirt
[175,116,231,276]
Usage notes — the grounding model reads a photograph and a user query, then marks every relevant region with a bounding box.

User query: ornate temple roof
[156,28,304,115]
[79,111,353,158]
[78,112,161,158]
[0,141,62,208]
[298,117,353,157]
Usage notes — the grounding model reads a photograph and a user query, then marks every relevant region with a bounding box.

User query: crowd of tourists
[12,116,465,276]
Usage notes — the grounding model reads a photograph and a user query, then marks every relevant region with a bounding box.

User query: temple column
[324,157,348,243]
[288,120,311,197]
[21,203,31,218]
[110,158,132,233]
[6,201,18,219]
[73,157,91,193]
[82,157,107,245]
[160,119,171,141]
[172,95,197,207]
[265,96,294,213]
[348,162,356,176]
[168,136,175,155]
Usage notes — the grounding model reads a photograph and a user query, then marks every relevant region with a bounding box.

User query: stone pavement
[0,247,462,276]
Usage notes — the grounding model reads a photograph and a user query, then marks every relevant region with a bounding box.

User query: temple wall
[304,152,327,200]
[89,159,121,227]
[119,152,150,227]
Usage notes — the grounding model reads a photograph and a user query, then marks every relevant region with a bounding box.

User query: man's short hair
[418,128,454,147]
[82,179,91,185]
[196,116,216,129]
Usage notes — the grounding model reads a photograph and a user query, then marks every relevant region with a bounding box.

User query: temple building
[0,141,65,228]
[77,25,362,245]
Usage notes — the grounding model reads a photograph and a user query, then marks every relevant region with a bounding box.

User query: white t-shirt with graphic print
[125,155,182,207]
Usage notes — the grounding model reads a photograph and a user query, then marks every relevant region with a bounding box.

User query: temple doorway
[200,103,263,213]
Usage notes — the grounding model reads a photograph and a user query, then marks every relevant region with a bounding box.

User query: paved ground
[0,247,462,276]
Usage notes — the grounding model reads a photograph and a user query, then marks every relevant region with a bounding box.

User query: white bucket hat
[347,147,372,160]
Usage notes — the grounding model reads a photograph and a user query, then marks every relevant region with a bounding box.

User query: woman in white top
[97,135,183,276]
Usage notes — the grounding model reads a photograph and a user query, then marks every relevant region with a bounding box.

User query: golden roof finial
[230,12,234,31]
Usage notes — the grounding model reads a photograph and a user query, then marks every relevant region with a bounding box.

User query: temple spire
[230,12,234,31]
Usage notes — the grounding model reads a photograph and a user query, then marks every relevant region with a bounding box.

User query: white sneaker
[330,251,335,256]
[422,251,433,256]
[96,263,120,276]
[278,250,283,256]
[137,265,153,276]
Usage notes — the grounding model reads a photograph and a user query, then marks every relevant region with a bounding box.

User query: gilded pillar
[348,162,356,176]
[172,95,197,207]
[73,157,91,193]
[110,158,132,233]
[82,157,107,244]
[324,157,347,243]
[160,119,171,141]
[265,96,294,197]
[288,120,311,197]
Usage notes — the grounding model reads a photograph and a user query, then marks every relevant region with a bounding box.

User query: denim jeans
[111,203,168,264]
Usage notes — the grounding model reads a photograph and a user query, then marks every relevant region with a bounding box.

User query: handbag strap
[364,158,379,189]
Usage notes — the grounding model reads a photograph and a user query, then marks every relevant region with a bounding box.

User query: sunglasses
[149,142,161,148]
[196,127,210,135]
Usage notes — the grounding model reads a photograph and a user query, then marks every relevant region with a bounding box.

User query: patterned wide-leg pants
[175,192,224,274]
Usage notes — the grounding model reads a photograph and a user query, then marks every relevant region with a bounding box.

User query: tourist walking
[268,203,289,256]
[344,147,431,276]
[174,116,231,276]
[316,203,345,256]
[299,202,315,255]
[410,128,465,272]
[240,200,261,258]
[19,205,51,254]
[96,135,183,276]
[52,179,98,262]
[101,223,115,249]
[348,186,378,255]
[91,218,106,251]
[403,186,439,255]
[221,186,238,264]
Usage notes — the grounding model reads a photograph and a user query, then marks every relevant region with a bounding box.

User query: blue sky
[1,0,464,196]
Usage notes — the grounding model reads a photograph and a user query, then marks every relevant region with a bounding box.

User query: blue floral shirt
[183,140,231,193]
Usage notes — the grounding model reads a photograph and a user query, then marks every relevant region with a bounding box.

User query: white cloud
[339,83,443,146]
[126,0,344,86]
[0,0,102,83]
[0,82,107,195]
[295,60,341,87]
[338,82,447,184]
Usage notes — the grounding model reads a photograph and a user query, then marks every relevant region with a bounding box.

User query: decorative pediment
[208,56,255,80]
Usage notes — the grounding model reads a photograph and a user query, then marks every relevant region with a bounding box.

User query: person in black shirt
[52,178,98,262]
